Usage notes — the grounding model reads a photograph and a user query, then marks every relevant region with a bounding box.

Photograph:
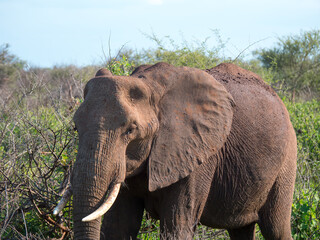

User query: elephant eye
[129,86,145,101]
[125,124,137,135]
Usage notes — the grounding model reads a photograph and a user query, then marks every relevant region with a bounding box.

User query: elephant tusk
[53,186,73,215]
[82,183,121,222]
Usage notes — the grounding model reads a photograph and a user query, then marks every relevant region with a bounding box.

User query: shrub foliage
[255,30,320,101]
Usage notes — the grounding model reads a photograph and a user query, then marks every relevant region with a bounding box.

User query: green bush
[286,99,320,183]
[292,189,320,239]
[0,44,26,88]
[127,31,227,69]
[255,29,320,100]
[0,68,79,239]
[285,99,320,239]
[107,55,135,76]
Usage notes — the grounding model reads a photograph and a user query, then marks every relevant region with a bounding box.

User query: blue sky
[1,0,319,67]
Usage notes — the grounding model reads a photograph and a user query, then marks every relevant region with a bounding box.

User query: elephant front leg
[156,176,211,240]
[100,186,144,240]
[160,214,198,240]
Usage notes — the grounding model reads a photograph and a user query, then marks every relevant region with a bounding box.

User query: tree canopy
[255,30,320,100]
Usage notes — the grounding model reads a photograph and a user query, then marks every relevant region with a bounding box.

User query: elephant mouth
[53,182,121,222]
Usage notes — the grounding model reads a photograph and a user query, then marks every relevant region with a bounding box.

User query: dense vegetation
[0,30,319,239]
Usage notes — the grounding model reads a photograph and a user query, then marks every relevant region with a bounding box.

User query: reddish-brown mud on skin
[68,62,296,240]
[95,68,112,77]
[206,63,277,96]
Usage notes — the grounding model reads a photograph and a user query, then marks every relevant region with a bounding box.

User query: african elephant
[54,62,297,239]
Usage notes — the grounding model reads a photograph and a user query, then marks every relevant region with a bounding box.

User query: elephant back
[206,63,276,97]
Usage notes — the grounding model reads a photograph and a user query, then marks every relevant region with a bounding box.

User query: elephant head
[54,62,234,239]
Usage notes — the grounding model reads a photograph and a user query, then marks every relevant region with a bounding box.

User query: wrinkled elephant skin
[67,63,296,240]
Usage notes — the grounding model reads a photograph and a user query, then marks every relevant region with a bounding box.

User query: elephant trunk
[72,131,125,239]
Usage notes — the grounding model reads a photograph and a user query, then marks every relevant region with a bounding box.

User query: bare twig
[21,209,28,239]
[232,37,269,63]
[28,188,71,233]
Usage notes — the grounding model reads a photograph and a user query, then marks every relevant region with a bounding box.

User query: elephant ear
[148,67,234,191]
